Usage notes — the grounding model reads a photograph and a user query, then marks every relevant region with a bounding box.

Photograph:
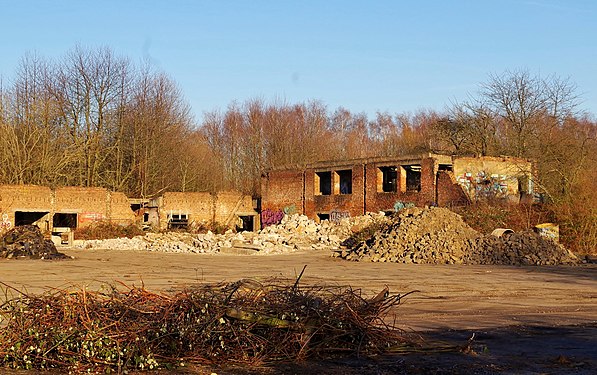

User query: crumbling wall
[436,171,470,207]
[54,187,108,227]
[261,170,304,215]
[0,185,53,232]
[452,156,532,202]
[108,192,136,225]
[213,191,255,226]
[160,191,258,230]
[161,192,213,228]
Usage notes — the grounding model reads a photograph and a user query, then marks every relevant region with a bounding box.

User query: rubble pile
[336,207,479,264]
[1,225,69,260]
[74,207,576,265]
[76,213,387,254]
[465,231,578,265]
[336,207,578,266]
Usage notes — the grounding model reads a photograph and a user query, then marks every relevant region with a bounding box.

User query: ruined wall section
[0,185,53,232]
[436,171,470,207]
[160,192,213,227]
[309,164,365,220]
[452,156,532,202]
[108,192,136,225]
[261,170,304,214]
[214,191,255,225]
[54,187,108,227]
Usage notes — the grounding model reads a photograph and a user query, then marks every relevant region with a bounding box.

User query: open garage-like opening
[14,211,50,230]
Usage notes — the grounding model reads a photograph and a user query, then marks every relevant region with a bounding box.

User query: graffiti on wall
[330,210,350,223]
[1,213,12,232]
[457,171,509,199]
[261,208,284,228]
[283,205,297,215]
[79,212,106,223]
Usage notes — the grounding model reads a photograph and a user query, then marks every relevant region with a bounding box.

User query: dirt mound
[336,207,578,266]
[0,225,69,260]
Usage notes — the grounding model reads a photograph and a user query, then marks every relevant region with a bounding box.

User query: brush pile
[0,225,69,260]
[0,278,418,372]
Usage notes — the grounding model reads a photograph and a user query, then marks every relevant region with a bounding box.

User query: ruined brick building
[261,153,534,221]
[0,186,259,242]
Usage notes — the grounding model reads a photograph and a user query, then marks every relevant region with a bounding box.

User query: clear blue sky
[1,0,596,122]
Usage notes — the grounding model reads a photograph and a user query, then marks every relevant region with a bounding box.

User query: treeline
[1,48,595,251]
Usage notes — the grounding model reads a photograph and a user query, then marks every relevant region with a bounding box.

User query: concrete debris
[1,225,70,260]
[75,212,388,255]
[74,207,577,266]
[335,207,578,266]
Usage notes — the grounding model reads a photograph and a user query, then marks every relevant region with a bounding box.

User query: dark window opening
[317,213,330,222]
[15,211,49,227]
[379,166,398,192]
[337,169,352,194]
[237,215,254,232]
[53,213,78,229]
[130,203,142,212]
[438,164,453,171]
[168,213,188,230]
[316,171,332,195]
[143,213,149,222]
[405,165,422,192]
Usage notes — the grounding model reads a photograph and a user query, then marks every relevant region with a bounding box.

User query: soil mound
[0,225,69,260]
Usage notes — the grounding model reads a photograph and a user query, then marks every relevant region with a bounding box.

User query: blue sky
[1,0,596,122]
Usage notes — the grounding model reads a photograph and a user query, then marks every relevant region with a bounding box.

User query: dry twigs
[0,276,420,372]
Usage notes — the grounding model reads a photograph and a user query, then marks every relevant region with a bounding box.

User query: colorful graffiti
[457,171,510,199]
[261,208,284,228]
[283,205,297,215]
[393,201,415,212]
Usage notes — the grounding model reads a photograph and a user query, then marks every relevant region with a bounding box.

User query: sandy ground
[1,248,596,374]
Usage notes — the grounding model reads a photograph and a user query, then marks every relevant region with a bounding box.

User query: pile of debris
[464,231,578,266]
[74,207,576,265]
[335,207,578,266]
[0,225,69,260]
[0,279,422,372]
[76,213,387,254]
[337,207,479,264]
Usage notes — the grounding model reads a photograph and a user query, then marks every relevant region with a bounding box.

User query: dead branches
[0,278,418,372]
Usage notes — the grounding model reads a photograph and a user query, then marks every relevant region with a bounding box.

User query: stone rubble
[336,207,578,266]
[73,207,577,266]
[74,212,387,255]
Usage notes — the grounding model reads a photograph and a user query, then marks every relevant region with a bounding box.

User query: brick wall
[160,191,257,230]
[452,156,532,201]
[0,185,53,231]
[261,170,304,214]
[161,192,213,227]
[436,171,470,206]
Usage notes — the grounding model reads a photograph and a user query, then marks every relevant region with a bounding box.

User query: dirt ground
[1,248,596,374]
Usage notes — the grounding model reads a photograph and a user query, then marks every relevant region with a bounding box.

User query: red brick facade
[261,153,533,221]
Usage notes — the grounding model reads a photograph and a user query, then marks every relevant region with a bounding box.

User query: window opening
[15,211,49,227]
[438,164,453,171]
[378,166,397,192]
[317,213,330,222]
[405,165,422,192]
[53,213,78,229]
[315,171,332,195]
[168,212,189,230]
[336,169,352,194]
[237,215,254,232]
